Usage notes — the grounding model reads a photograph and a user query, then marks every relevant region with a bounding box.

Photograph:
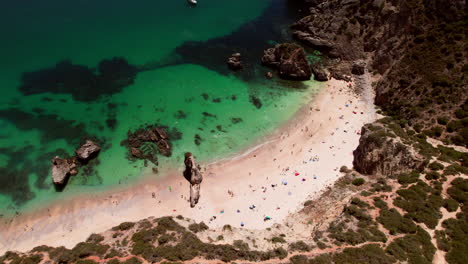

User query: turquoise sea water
[0,0,317,215]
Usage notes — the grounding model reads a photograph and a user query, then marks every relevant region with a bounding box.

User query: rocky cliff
[293,0,467,146]
[353,123,424,176]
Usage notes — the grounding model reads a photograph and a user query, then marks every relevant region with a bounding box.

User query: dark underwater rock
[18,57,137,101]
[227,53,243,70]
[250,96,263,109]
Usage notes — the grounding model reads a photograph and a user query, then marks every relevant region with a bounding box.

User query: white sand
[0,78,376,254]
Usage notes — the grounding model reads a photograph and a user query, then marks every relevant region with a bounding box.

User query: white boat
[188,0,197,5]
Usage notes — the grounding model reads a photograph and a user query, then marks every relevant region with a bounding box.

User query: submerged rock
[51,156,77,185]
[250,96,262,109]
[227,53,243,70]
[261,43,311,80]
[183,152,203,208]
[75,140,100,161]
[19,57,137,101]
[121,126,173,165]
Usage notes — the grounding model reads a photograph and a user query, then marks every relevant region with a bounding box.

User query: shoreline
[0,77,376,254]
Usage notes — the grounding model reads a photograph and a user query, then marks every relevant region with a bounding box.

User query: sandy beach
[0,77,376,254]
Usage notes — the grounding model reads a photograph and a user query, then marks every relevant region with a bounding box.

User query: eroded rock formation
[51,156,77,185]
[261,43,311,80]
[311,64,329,81]
[227,53,243,70]
[75,140,101,161]
[353,124,424,176]
[183,152,203,208]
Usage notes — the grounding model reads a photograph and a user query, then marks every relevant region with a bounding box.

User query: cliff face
[353,124,424,176]
[294,0,467,146]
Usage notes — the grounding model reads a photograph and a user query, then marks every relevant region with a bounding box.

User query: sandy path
[0,78,376,254]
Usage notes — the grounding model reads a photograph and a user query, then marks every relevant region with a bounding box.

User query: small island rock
[75,140,100,161]
[51,156,77,185]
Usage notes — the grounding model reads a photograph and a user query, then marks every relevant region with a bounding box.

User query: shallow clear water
[0,0,317,215]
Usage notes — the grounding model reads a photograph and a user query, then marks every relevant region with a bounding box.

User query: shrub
[112,222,135,231]
[425,171,441,180]
[443,199,459,212]
[442,213,468,263]
[303,200,313,207]
[398,171,420,184]
[123,257,143,264]
[443,164,468,176]
[105,249,122,259]
[352,178,365,186]
[86,233,104,243]
[373,197,388,209]
[188,222,209,233]
[272,247,288,259]
[377,208,417,235]
[340,166,350,173]
[386,227,435,263]
[351,198,369,208]
[233,240,250,251]
[428,162,444,171]
[447,178,468,203]
[72,242,110,258]
[333,244,395,264]
[290,255,309,264]
[316,241,327,249]
[289,241,310,252]
[271,236,286,243]
[437,117,449,125]
[395,186,443,229]
[76,260,98,264]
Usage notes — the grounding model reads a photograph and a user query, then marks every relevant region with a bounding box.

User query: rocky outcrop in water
[75,140,100,161]
[51,156,77,185]
[261,43,311,81]
[121,126,172,165]
[227,53,243,70]
[311,64,329,81]
[353,124,424,176]
[183,152,203,208]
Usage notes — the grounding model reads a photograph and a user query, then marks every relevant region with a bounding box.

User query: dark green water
[0,0,319,215]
